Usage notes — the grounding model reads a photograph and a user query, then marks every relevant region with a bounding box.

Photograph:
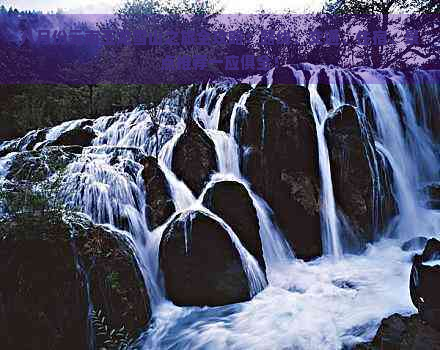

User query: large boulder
[202,180,265,271]
[410,238,440,331]
[141,156,175,230]
[355,313,440,350]
[238,84,322,260]
[171,118,218,196]
[50,126,96,147]
[0,213,151,350]
[271,66,298,85]
[325,105,397,246]
[159,210,260,307]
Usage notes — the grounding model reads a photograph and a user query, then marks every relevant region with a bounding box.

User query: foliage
[106,271,122,291]
[0,84,175,141]
[0,153,69,218]
[321,0,439,68]
[91,309,135,350]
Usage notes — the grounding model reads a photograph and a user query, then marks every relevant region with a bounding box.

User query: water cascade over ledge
[1,65,439,350]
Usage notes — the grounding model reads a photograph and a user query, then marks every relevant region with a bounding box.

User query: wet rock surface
[325,105,397,246]
[202,180,265,271]
[141,156,175,230]
[50,125,96,147]
[422,183,440,210]
[402,237,429,252]
[171,118,218,196]
[237,84,322,260]
[355,313,440,350]
[410,238,440,331]
[218,83,252,133]
[159,210,254,307]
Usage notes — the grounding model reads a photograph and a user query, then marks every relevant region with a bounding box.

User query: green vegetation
[0,84,176,141]
[0,148,75,218]
[91,309,135,350]
[106,271,122,291]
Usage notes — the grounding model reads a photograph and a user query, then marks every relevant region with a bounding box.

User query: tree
[322,0,439,68]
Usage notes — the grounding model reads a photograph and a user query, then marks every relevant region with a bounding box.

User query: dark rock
[422,183,440,210]
[354,313,440,350]
[271,66,298,85]
[316,68,332,111]
[239,84,322,260]
[171,118,218,196]
[422,238,440,262]
[141,156,175,230]
[0,213,151,350]
[402,237,428,252]
[184,84,202,119]
[0,140,19,158]
[202,180,265,271]
[325,105,397,246]
[51,126,97,147]
[218,84,252,132]
[410,239,440,331]
[159,210,258,306]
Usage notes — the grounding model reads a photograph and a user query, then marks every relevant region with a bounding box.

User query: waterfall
[230,91,251,140]
[203,88,295,272]
[304,68,344,257]
[153,86,269,291]
[61,148,165,307]
[284,64,440,254]
[2,64,440,350]
[158,160,195,212]
[354,69,440,238]
[205,130,241,177]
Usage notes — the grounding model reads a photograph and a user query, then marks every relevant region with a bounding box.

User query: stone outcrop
[141,156,175,230]
[159,210,256,307]
[202,180,265,271]
[171,118,218,196]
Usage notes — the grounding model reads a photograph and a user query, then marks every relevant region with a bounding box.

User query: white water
[140,240,417,350]
[286,64,440,254]
[424,260,440,267]
[303,69,344,257]
[202,86,295,271]
[1,65,439,350]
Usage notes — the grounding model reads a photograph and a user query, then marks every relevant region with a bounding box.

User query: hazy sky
[2,0,324,14]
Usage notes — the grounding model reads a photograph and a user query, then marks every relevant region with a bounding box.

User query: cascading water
[2,64,440,350]
[285,64,440,253]
[199,86,295,272]
[287,66,344,257]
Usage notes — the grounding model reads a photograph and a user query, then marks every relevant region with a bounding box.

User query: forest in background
[0,0,438,141]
